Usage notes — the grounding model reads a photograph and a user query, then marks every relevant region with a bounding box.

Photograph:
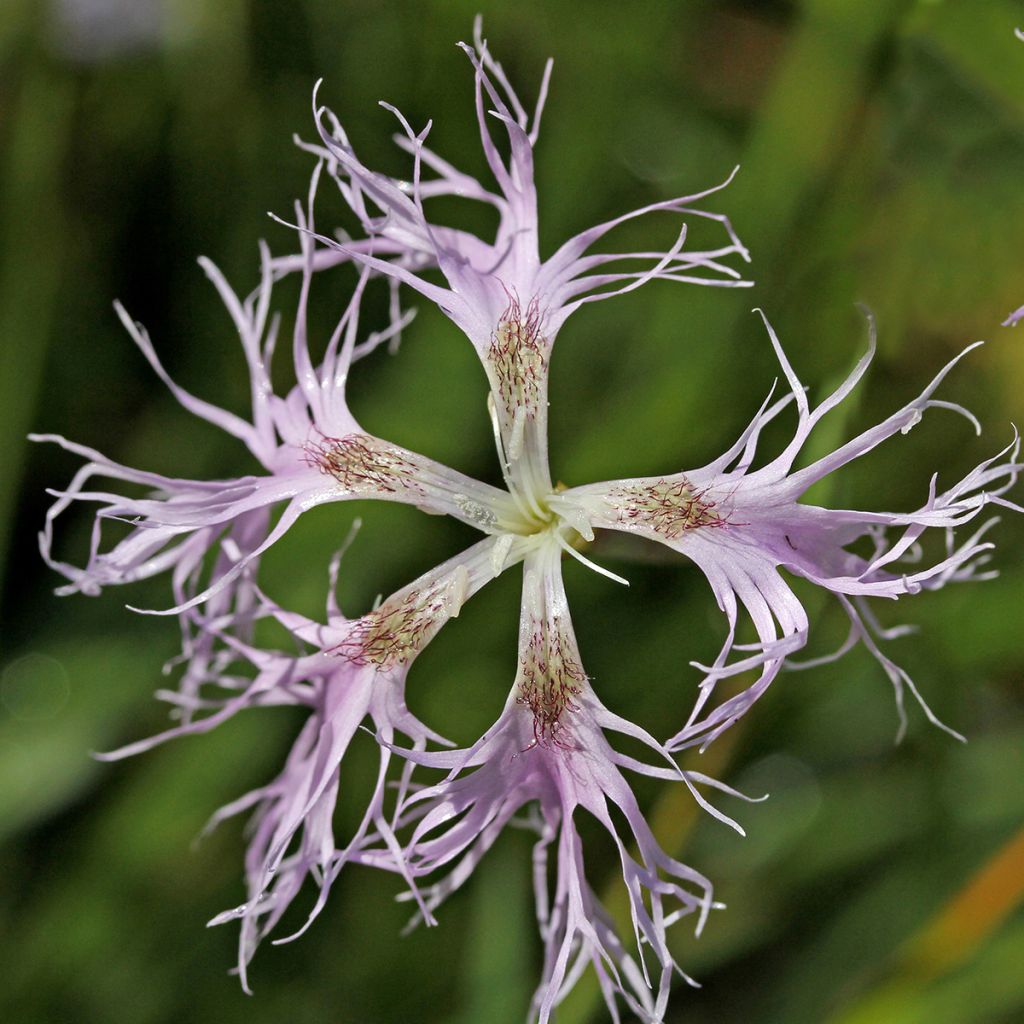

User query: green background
[2,1,1023,1022]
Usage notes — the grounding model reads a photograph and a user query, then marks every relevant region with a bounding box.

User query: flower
[35,22,1021,1024]
[98,530,524,991]
[552,311,1022,749]
[274,16,751,515]
[33,227,521,617]
[355,542,757,1023]
[35,26,752,1016]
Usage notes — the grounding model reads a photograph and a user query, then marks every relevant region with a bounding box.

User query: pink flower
[34,209,522,620]
[275,18,751,510]
[552,311,1022,749]
[356,544,755,1023]
[99,531,528,989]
[35,22,1021,1022]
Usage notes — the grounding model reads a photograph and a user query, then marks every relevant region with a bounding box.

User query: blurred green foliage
[1,1,1023,1022]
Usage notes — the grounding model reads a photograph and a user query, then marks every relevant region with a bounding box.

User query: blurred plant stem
[827,825,1024,1024]
[455,834,534,1024]
[0,51,74,611]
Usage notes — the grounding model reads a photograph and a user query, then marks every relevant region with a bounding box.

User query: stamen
[554,531,629,587]
[490,534,514,575]
[548,495,595,542]
[486,393,547,530]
